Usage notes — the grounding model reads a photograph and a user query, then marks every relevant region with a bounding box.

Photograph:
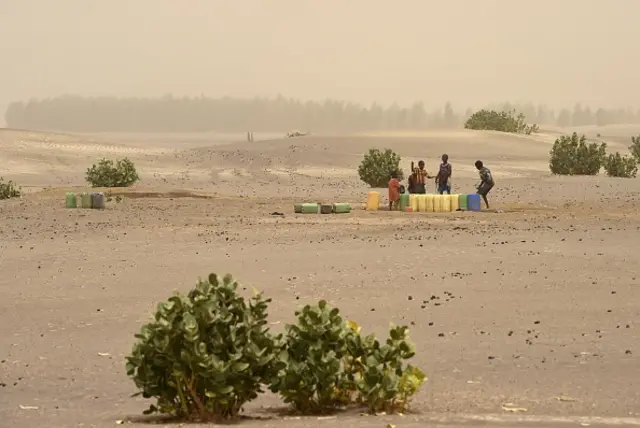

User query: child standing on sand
[408,160,432,194]
[388,171,401,211]
[435,154,452,194]
[475,160,495,209]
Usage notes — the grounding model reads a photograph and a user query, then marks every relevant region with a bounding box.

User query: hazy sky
[2,0,639,118]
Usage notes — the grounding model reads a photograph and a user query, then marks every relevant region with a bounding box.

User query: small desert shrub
[125,273,283,422]
[630,135,640,162]
[0,177,21,200]
[269,301,352,413]
[358,148,404,188]
[549,132,607,176]
[352,324,426,414]
[603,152,638,178]
[464,109,538,135]
[86,158,139,187]
[270,300,426,414]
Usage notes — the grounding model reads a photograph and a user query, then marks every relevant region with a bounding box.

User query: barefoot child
[474,160,495,209]
[388,171,401,210]
[436,154,452,195]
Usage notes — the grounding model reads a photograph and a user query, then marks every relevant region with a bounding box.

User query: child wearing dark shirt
[475,160,495,209]
[436,154,452,194]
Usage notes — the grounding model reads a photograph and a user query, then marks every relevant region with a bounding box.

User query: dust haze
[2,0,639,126]
[5,2,640,426]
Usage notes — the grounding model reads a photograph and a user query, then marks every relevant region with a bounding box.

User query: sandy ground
[1,127,640,428]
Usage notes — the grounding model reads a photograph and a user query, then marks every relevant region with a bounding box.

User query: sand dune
[3,127,640,427]
[2,127,640,202]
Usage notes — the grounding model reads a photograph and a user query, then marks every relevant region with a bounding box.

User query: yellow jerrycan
[450,194,460,211]
[442,194,452,212]
[433,195,442,212]
[366,191,380,211]
[410,194,419,212]
[425,194,434,212]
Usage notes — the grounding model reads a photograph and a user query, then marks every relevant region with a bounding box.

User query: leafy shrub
[125,273,282,422]
[464,109,538,135]
[549,132,606,176]
[86,157,139,187]
[270,300,426,414]
[358,148,404,188]
[269,300,352,413]
[630,135,640,162]
[603,152,638,178]
[0,177,21,200]
[353,324,426,413]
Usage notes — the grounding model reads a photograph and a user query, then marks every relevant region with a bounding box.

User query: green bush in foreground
[127,274,427,421]
[125,274,282,422]
[353,324,426,413]
[549,132,606,176]
[358,148,404,188]
[86,157,139,187]
[269,300,352,413]
[603,152,638,178]
[0,177,21,200]
[270,300,426,414]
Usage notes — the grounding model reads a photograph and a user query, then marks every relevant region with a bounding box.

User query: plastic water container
[425,194,434,212]
[433,195,443,212]
[65,192,77,209]
[458,194,469,211]
[92,192,106,209]
[320,204,333,214]
[417,195,426,212]
[333,203,351,214]
[442,194,452,212]
[294,204,303,213]
[410,194,419,212]
[450,194,460,211]
[468,194,482,211]
[301,203,319,213]
[80,193,92,209]
[399,193,410,211]
[366,191,380,211]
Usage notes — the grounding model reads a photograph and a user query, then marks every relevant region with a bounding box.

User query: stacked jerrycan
[467,194,482,211]
[92,192,106,209]
[399,193,410,211]
[458,194,469,211]
[333,203,351,214]
[294,202,352,214]
[406,194,461,213]
[366,191,381,211]
[360,190,483,214]
[65,192,77,208]
[65,191,106,209]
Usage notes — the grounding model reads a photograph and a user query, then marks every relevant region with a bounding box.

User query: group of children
[387,155,495,210]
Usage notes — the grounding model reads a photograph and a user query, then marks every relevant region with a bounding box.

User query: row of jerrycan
[65,192,106,209]
[366,191,481,212]
[407,194,482,212]
[410,194,452,212]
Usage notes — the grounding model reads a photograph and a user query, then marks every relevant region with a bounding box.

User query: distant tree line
[4,95,640,132]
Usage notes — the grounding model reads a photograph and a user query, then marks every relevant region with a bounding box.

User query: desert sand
[1,128,640,428]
